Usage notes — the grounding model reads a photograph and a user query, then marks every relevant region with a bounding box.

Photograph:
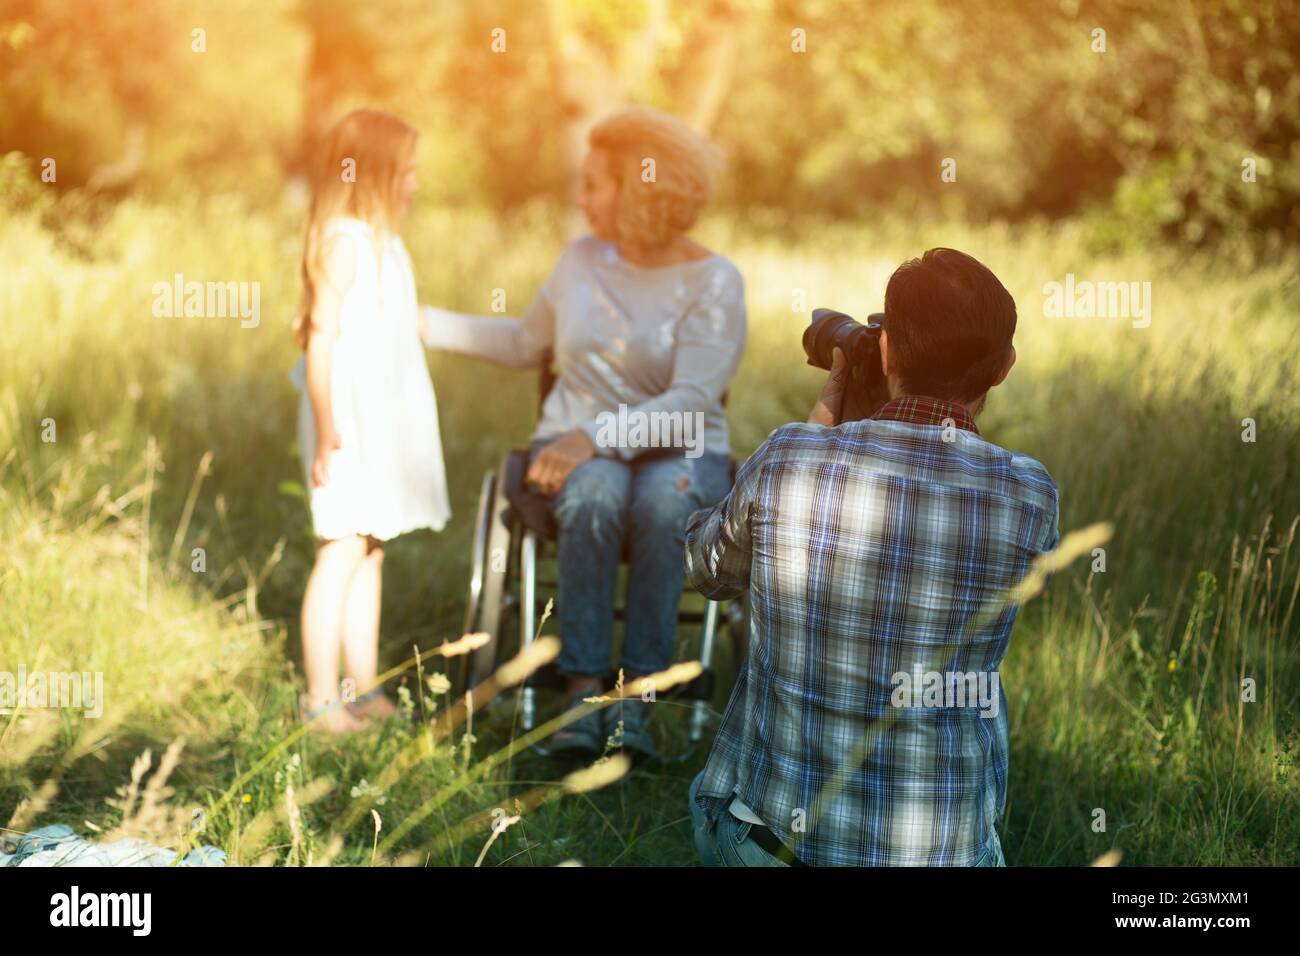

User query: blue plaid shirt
[685,396,1060,866]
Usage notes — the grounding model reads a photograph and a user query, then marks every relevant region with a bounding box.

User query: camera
[802,308,891,419]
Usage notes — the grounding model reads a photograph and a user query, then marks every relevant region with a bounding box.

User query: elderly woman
[421,107,746,759]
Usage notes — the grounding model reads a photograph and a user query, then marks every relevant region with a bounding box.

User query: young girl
[291,109,450,734]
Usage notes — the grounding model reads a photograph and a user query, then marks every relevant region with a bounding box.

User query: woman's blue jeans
[530,441,733,677]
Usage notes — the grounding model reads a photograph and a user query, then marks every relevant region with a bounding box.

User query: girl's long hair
[294,109,418,349]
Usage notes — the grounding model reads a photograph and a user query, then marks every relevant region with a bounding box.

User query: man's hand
[808,346,888,426]
[808,347,849,426]
[526,429,596,495]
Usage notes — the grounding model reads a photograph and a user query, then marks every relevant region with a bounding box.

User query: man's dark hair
[883,248,1017,404]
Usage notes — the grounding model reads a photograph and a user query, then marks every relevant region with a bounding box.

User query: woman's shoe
[603,697,658,761]
[547,693,605,757]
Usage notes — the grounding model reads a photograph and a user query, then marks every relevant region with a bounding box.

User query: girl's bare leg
[302,535,367,732]
[342,537,397,720]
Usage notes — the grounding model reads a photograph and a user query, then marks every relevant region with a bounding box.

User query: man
[684,248,1060,866]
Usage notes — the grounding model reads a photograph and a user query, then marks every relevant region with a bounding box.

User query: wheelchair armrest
[502,448,558,539]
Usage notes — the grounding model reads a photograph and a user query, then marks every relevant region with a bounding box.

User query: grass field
[2,171,1297,865]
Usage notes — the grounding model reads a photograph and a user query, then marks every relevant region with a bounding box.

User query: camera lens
[804,309,868,370]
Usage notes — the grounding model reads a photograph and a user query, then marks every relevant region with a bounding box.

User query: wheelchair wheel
[457,460,515,694]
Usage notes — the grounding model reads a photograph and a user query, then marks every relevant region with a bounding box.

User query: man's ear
[990,344,1016,388]
[879,329,893,378]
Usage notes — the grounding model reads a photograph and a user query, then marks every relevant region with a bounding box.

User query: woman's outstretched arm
[419,299,552,369]
[419,248,568,368]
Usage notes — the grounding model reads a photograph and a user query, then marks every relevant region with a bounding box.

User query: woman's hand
[418,305,436,346]
[526,429,596,496]
[418,305,451,348]
[312,429,342,488]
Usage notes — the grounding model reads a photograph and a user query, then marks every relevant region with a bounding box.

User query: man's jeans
[689,770,790,867]
[531,441,732,677]
[688,770,1007,867]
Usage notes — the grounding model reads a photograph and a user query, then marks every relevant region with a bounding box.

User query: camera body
[802,308,891,419]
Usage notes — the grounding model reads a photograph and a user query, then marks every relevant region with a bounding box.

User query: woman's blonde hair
[294,109,418,349]
[588,106,721,247]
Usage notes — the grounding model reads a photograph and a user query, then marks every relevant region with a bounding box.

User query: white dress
[290,217,451,541]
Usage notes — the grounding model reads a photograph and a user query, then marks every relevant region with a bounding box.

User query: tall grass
[1,167,1296,864]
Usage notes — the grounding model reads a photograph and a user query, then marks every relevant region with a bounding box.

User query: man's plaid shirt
[685,396,1060,866]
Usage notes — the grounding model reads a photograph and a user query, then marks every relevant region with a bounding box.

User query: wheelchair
[455,354,748,754]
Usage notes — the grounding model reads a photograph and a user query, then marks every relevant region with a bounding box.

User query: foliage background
[4,0,1298,246]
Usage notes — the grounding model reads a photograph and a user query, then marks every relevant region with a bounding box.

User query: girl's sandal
[346,688,399,724]
[300,698,363,735]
